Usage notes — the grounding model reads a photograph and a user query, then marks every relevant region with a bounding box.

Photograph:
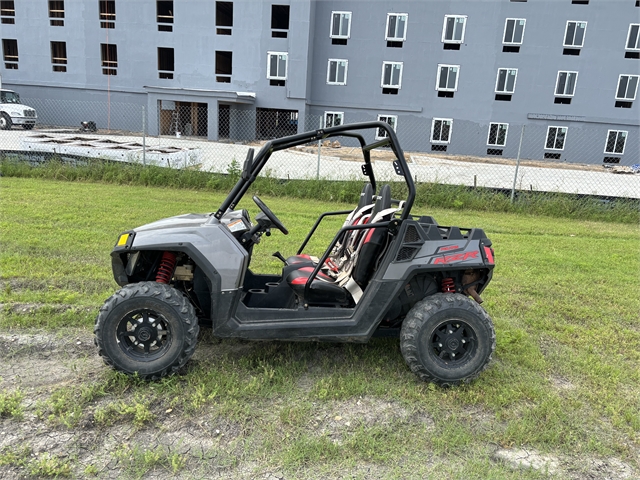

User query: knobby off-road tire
[94,282,199,380]
[400,293,495,386]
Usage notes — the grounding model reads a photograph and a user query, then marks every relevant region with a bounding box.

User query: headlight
[9,111,22,117]
[116,233,130,247]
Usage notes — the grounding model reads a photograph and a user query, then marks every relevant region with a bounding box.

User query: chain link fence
[1,97,638,200]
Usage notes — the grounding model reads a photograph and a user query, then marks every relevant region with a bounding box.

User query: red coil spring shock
[441,277,456,293]
[156,251,177,284]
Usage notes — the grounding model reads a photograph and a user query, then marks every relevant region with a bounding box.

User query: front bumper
[10,117,37,126]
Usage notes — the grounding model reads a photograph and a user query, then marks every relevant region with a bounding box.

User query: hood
[1,103,35,112]
[134,213,212,233]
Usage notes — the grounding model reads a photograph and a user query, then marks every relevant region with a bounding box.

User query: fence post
[142,106,147,166]
[316,116,322,180]
[511,125,525,203]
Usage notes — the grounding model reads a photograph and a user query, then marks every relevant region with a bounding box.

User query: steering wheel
[253,196,289,235]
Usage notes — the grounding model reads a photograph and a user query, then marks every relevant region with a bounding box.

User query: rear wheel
[94,282,199,379]
[400,293,495,386]
[0,113,12,130]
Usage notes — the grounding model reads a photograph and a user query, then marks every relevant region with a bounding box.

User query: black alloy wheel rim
[429,320,477,364]
[116,309,172,361]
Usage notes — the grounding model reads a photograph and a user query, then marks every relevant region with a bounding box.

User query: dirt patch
[311,397,434,443]
[294,144,604,172]
[550,375,577,392]
[493,448,637,479]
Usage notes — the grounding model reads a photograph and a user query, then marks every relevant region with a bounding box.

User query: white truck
[0,88,37,130]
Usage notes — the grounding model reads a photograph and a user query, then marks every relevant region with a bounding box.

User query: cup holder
[265,282,280,288]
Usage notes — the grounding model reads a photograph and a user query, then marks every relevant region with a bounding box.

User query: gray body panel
[132,213,249,290]
[384,238,486,280]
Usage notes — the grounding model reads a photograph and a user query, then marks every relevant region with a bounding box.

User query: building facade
[1,0,639,165]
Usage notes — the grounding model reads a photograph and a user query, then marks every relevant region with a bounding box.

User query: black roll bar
[296,210,352,255]
[214,121,415,221]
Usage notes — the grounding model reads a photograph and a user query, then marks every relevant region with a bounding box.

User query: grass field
[1,177,639,479]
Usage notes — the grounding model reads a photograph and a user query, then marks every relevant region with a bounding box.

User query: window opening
[267,52,287,86]
[495,68,517,93]
[271,4,289,38]
[157,1,173,32]
[216,51,232,83]
[2,38,18,69]
[101,43,117,75]
[216,1,232,35]
[545,126,567,150]
[431,118,452,145]
[50,41,67,72]
[442,15,467,47]
[615,74,638,107]
[436,64,459,97]
[381,61,402,94]
[330,11,351,44]
[256,108,298,139]
[563,20,586,55]
[604,130,627,155]
[327,59,348,85]
[158,47,174,79]
[487,123,508,146]
[554,71,577,104]
[0,1,15,24]
[99,0,115,28]
[503,18,525,52]
[324,111,344,128]
[386,13,407,47]
[376,115,397,140]
[49,1,64,26]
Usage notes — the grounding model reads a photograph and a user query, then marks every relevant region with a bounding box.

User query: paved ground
[1,128,638,199]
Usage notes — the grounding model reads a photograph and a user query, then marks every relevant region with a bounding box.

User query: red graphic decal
[433,250,479,265]
[484,246,494,264]
[439,245,459,252]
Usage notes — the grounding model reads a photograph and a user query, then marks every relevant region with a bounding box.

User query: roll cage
[213,121,416,221]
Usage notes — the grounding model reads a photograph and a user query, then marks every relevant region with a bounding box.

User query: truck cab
[0,89,37,130]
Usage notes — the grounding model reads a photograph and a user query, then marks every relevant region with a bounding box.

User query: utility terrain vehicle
[95,121,496,385]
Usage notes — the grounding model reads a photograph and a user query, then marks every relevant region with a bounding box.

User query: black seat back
[357,183,375,210]
[352,185,392,286]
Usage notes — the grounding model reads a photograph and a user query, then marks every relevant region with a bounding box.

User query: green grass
[0,390,23,419]
[2,156,638,223]
[0,445,72,478]
[114,444,186,479]
[1,176,639,478]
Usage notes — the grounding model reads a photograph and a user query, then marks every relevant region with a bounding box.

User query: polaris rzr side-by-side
[95,121,496,386]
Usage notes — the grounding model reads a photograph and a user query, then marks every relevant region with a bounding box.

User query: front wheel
[94,282,199,380]
[22,124,34,130]
[400,293,495,386]
[0,113,12,130]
